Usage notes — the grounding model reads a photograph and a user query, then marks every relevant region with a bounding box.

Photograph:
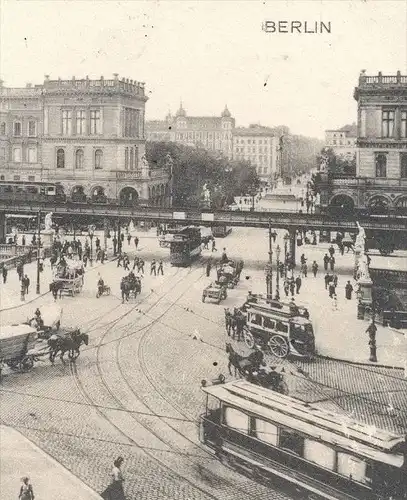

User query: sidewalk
[0,426,101,499]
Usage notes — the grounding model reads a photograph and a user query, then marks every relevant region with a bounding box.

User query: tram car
[169,226,202,266]
[200,380,407,500]
[0,180,66,202]
[212,224,232,238]
[242,299,315,358]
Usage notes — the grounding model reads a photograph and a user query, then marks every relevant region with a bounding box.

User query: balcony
[358,71,407,87]
[332,177,407,188]
[115,169,168,181]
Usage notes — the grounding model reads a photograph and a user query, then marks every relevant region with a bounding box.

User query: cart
[202,282,227,304]
[217,262,240,289]
[0,324,38,373]
[52,258,84,297]
[26,303,63,338]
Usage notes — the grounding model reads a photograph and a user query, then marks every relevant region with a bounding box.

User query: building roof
[233,127,276,137]
[326,123,357,137]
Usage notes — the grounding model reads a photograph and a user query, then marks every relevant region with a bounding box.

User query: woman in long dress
[101,457,126,500]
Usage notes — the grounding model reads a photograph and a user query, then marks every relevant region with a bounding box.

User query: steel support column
[0,212,5,243]
[289,227,297,268]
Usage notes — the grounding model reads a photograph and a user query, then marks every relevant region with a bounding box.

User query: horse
[225,343,265,377]
[48,329,89,364]
[120,275,141,303]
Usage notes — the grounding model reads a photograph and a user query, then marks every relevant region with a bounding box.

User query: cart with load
[52,258,84,297]
[0,324,39,372]
[216,261,240,289]
[25,303,63,338]
[202,282,227,304]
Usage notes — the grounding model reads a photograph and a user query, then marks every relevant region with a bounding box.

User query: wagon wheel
[243,329,255,349]
[20,355,34,371]
[6,359,20,370]
[268,335,289,358]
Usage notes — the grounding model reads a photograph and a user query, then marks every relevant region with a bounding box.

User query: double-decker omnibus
[200,380,407,500]
[169,226,202,266]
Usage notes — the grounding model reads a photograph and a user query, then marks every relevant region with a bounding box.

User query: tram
[169,226,202,266]
[200,380,407,500]
[212,225,232,238]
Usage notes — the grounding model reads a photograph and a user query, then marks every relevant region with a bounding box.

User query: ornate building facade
[319,71,407,212]
[0,75,170,207]
[146,104,235,158]
[232,125,279,184]
[325,123,357,157]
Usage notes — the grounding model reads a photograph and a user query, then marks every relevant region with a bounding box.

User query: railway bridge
[0,200,406,264]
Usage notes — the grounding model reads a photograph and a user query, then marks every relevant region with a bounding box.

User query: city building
[0,75,170,207]
[232,125,279,184]
[318,71,407,213]
[146,103,235,158]
[325,123,357,157]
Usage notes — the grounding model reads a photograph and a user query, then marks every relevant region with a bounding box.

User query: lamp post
[275,244,281,300]
[283,232,290,277]
[88,224,95,266]
[36,210,41,294]
[266,220,273,299]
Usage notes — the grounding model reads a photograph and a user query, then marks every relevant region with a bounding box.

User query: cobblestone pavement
[1,227,406,500]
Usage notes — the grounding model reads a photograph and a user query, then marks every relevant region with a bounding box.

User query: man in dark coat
[329,256,335,271]
[323,253,330,271]
[295,275,302,294]
[312,261,318,277]
[328,282,336,298]
[345,281,353,300]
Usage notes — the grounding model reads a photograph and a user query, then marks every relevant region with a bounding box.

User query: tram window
[276,321,288,334]
[279,428,304,456]
[252,418,278,446]
[251,314,262,326]
[223,407,249,434]
[263,317,275,330]
[337,453,371,484]
[26,186,38,194]
[304,440,335,470]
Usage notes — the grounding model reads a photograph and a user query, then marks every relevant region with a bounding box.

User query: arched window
[56,148,65,168]
[129,148,134,170]
[0,122,5,135]
[94,149,103,169]
[375,153,387,178]
[75,149,84,169]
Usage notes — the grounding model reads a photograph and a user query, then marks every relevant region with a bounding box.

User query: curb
[1,425,101,499]
[315,353,405,371]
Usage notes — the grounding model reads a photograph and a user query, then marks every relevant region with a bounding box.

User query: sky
[1,0,406,138]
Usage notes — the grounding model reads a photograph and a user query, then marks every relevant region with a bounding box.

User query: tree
[317,147,356,177]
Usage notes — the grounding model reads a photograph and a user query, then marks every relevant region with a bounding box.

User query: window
[90,110,101,134]
[382,110,395,138]
[279,428,304,456]
[129,147,134,169]
[276,321,288,334]
[400,153,407,179]
[28,176,35,182]
[337,453,371,484]
[13,121,22,137]
[56,148,65,168]
[28,146,37,163]
[94,149,103,169]
[250,313,262,326]
[12,147,22,162]
[75,149,84,169]
[28,120,36,137]
[62,110,72,135]
[13,175,20,181]
[401,110,407,139]
[0,122,6,135]
[304,440,335,470]
[252,418,278,446]
[76,110,86,135]
[125,147,129,170]
[375,153,387,178]
[224,407,249,434]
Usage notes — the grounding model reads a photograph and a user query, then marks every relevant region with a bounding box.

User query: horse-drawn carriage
[120,273,142,302]
[52,258,84,297]
[216,260,243,289]
[25,303,63,338]
[202,282,227,304]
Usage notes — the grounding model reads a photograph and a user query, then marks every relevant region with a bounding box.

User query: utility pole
[266,220,273,299]
[36,210,41,294]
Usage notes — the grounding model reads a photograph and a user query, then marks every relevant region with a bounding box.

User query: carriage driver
[34,308,44,330]
[97,276,105,296]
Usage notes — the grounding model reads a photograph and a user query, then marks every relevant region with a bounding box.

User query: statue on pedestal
[355,221,366,253]
[202,183,211,204]
[44,212,53,232]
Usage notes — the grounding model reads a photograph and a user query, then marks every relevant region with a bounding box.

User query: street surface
[1,227,406,499]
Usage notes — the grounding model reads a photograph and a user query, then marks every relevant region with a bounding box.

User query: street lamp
[36,210,41,294]
[275,245,281,300]
[266,221,273,299]
[283,233,290,277]
[88,224,96,266]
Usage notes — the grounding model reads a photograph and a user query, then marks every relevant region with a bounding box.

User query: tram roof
[203,380,405,465]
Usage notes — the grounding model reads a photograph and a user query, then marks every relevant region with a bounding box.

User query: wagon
[52,258,84,297]
[26,303,63,336]
[55,276,83,296]
[202,282,227,304]
[0,324,38,372]
[217,262,240,289]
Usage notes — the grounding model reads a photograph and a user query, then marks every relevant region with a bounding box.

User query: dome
[221,105,231,118]
[176,102,186,117]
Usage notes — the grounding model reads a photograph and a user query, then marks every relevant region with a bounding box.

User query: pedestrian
[206,259,212,277]
[332,294,338,311]
[23,274,30,294]
[333,274,338,287]
[133,256,139,271]
[150,259,156,276]
[329,256,335,271]
[134,236,139,250]
[301,263,308,278]
[22,235,26,246]
[300,253,307,265]
[324,273,331,290]
[77,242,83,260]
[113,236,118,256]
[328,282,336,298]
[117,253,123,268]
[312,261,318,277]
[295,275,302,294]
[101,456,126,500]
[345,280,353,300]
[101,249,106,264]
[50,282,59,301]
[283,280,289,297]
[138,259,145,274]
[127,234,131,245]
[278,262,284,278]
[211,239,217,252]
[157,260,164,275]
[328,245,335,258]
[289,279,295,297]
[338,242,344,256]
[123,254,130,271]
[323,253,330,271]
[83,254,88,267]
[18,476,34,500]
[120,233,124,243]
[95,237,100,250]
[2,266,7,283]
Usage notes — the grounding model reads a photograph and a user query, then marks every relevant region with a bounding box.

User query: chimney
[113,73,119,81]
[44,75,50,82]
